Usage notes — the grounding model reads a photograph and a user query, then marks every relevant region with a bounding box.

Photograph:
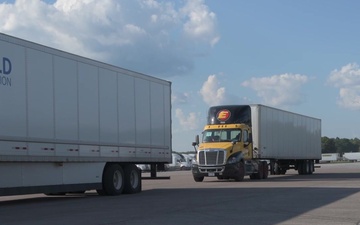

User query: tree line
[322,137,360,155]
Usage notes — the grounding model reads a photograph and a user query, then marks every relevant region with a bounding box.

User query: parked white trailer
[343,152,360,162]
[0,33,172,196]
[192,104,321,182]
[320,153,340,163]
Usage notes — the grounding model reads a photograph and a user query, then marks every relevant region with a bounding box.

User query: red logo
[217,110,231,122]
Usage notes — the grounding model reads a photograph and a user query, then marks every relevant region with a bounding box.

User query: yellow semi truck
[191,104,321,182]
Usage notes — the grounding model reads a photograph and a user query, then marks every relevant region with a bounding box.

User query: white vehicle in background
[320,153,340,163]
[136,164,151,172]
[167,153,189,170]
[343,152,360,162]
[180,154,195,170]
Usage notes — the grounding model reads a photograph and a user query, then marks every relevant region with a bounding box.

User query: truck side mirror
[195,135,199,145]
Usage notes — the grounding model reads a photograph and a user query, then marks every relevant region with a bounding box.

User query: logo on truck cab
[217,109,231,122]
[0,57,12,87]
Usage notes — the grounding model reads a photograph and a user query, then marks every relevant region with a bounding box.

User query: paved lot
[1,163,360,225]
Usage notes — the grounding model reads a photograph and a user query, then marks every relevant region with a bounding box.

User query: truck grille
[198,150,226,165]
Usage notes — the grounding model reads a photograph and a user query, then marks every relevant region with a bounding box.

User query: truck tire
[262,161,268,179]
[123,164,142,194]
[103,164,125,195]
[193,176,204,182]
[258,162,264,179]
[234,161,245,181]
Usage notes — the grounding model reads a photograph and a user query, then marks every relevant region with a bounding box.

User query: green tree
[334,138,357,155]
[321,136,336,153]
[350,138,360,152]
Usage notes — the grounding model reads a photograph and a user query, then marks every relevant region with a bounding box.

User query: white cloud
[241,73,308,107]
[181,0,220,47]
[199,74,249,106]
[200,74,226,106]
[175,108,200,131]
[328,63,360,110]
[0,0,219,77]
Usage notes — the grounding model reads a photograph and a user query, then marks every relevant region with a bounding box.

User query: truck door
[242,129,253,159]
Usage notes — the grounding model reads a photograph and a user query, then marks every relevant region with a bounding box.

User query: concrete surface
[1,163,360,225]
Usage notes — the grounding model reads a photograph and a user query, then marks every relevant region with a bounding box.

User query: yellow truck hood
[198,142,233,151]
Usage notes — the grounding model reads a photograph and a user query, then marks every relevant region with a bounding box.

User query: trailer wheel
[123,164,142,194]
[193,176,204,182]
[298,160,305,175]
[309,160,314,174]
[305,160,311,174]
[274,162,281,175]
[234,161,245,181]
[103,164,124,195]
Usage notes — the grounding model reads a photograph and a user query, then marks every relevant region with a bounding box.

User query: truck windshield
[202,129,241,143]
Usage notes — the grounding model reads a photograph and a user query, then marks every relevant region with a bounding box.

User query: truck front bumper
[192,163,239,178]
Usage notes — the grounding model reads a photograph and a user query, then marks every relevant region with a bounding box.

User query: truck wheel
[123,164,142,194]
[234,161,245,181]
[103,164,124,195]
[257,162,264,179]
[193,176,204,182]
[262,161,268,179]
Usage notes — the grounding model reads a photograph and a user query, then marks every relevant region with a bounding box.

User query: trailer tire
[103,164,124,195]
[309,160,314,174]
[274,162,281,175]
[298,160,306,175]
[193,176,204,182]
[123,164,142,194]
[305,160,311,174]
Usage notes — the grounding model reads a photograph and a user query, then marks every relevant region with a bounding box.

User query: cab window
[243,130,249,142]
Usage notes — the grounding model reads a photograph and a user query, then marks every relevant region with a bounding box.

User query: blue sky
[1,0,360,152]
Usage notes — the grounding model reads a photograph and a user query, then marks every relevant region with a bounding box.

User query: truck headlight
[227,156,239,164]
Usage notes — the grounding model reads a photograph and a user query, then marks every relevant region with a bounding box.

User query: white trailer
[0,33,172,196]
[192,104,321,182]
[250,105,321,160]
[343,152,360,162]
[320,153,340,163]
